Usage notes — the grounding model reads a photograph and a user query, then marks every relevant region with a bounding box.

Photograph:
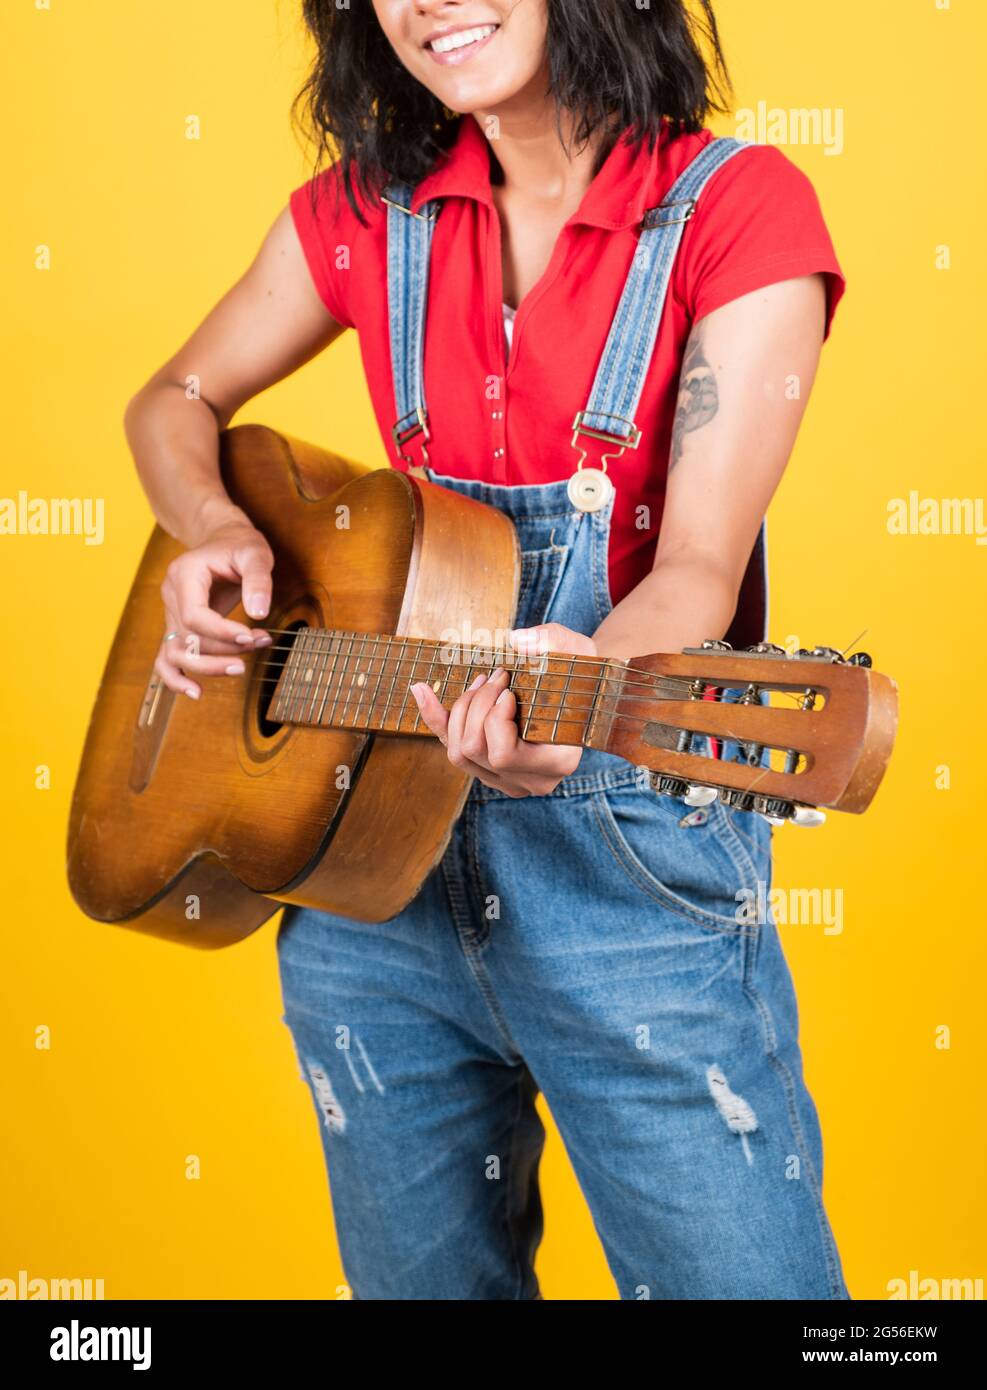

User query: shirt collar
[410,116,669,232]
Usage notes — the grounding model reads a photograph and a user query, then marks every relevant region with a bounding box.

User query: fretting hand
[409,624,597,798]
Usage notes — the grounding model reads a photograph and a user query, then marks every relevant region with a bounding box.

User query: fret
[409,639,426,733]
[551,657,571,744]
[281,629,307,725]
[315,631,341,727]
[348,631,372,728]
[303,629,331,725]
[457,643,476,707]
[438,645,455,712]
[587,660,607,748]
[326,631,356,730]
[377,634,403,733]
[271,631,294,723]
[347,633,373,730]
[366,636,389,733]
[522,655,542,739]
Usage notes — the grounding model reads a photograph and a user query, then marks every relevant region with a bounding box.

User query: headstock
[609,641,898,824]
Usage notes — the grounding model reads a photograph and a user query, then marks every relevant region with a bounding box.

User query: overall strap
[572,134,768,649]
[572,136,750,457]
[383,181,443,464]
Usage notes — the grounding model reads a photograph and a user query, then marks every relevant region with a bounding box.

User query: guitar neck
[267,628,628,750]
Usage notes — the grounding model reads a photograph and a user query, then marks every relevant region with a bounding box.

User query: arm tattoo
[670,326,718,469]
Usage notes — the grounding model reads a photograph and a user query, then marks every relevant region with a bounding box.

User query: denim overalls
[277,139,849,1301]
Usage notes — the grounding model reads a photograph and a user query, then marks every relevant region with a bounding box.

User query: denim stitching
[709,801,765,895]
[593,791,756,935]
[440,807,523,1060]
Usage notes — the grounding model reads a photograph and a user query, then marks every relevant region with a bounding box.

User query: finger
[168,641,247,679]
[411,680,496,785]
[157,615,201,698]
[442,671,487,761]
[460,669,510,765]
[482,683,522,771]
[233,541,275,621]
[166,562,260,647]
[154,649,198,697]
[510,623,598,658]
[409,680,452,743]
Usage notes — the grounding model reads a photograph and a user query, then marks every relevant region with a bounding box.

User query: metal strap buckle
[644,197,697,229]
[392,406,431,466]
[381,195,439,223]
[570,410,641,470]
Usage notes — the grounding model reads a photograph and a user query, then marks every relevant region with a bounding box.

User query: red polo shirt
[290,116,845,608]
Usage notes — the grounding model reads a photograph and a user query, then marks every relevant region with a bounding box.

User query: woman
[125,0,848,1300]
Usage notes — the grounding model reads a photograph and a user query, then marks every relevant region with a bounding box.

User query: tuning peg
[848,652,872,667]
[683,785,718,807]
[791,806,827,827]
[650,774,689,798]
[811,646,844,663]
[758,797,794,818]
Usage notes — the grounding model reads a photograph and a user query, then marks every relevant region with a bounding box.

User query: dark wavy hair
[294,0,730,224]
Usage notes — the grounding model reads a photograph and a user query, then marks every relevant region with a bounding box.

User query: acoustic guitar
[67,425,898,948]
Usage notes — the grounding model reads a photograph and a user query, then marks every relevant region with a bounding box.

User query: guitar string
[249,678,795,751]
[166,631,816,734]
[241,661,813,712]
[212,635,809,703]
[158,661,797,753]
[245,670,807,719]
[224,627,772,687]
[239,657,812,723]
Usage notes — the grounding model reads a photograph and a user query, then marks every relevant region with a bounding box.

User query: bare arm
[124,205,345,694]
[593,273,828,659]
[412,274,828,794]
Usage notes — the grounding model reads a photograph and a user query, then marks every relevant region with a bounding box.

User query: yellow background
[2,0,983,1299]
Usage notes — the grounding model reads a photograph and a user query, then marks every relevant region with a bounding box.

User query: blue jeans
[276,473,848,1300]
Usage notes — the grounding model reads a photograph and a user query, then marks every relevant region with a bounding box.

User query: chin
[430,79,523,116]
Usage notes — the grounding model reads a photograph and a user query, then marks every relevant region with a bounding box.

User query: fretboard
[266,629,625,749]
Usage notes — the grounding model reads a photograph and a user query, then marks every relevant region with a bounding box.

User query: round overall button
[567,467,614,513]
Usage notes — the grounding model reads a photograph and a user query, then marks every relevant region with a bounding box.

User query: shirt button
[494,448,505,458]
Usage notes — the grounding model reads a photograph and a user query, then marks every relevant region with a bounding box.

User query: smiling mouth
[426,24,500,59]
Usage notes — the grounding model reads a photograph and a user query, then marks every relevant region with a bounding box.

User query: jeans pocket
[593,787,759,934]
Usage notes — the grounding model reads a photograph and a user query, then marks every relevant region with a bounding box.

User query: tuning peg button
[791,806,827,827]
[683,785,718,807]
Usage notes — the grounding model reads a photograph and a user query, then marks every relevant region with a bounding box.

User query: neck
[472,103,615,206]
[267,629,627,749]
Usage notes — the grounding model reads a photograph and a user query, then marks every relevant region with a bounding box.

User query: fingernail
[226,662,245,675]
[246,596,269,618]
[253,634,272,647]
[490,667,506,680]
[235,633,255,645]
[185,687,199,700]
[467,673,487,690]
[496,687,512,705]
[409,683,424,706]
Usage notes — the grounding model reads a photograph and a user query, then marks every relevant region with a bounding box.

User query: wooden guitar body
[67,425,520,947]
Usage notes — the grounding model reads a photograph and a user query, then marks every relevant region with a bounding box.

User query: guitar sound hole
[257,621,308,738]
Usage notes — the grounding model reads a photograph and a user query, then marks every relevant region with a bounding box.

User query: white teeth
[430,25,497,55]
